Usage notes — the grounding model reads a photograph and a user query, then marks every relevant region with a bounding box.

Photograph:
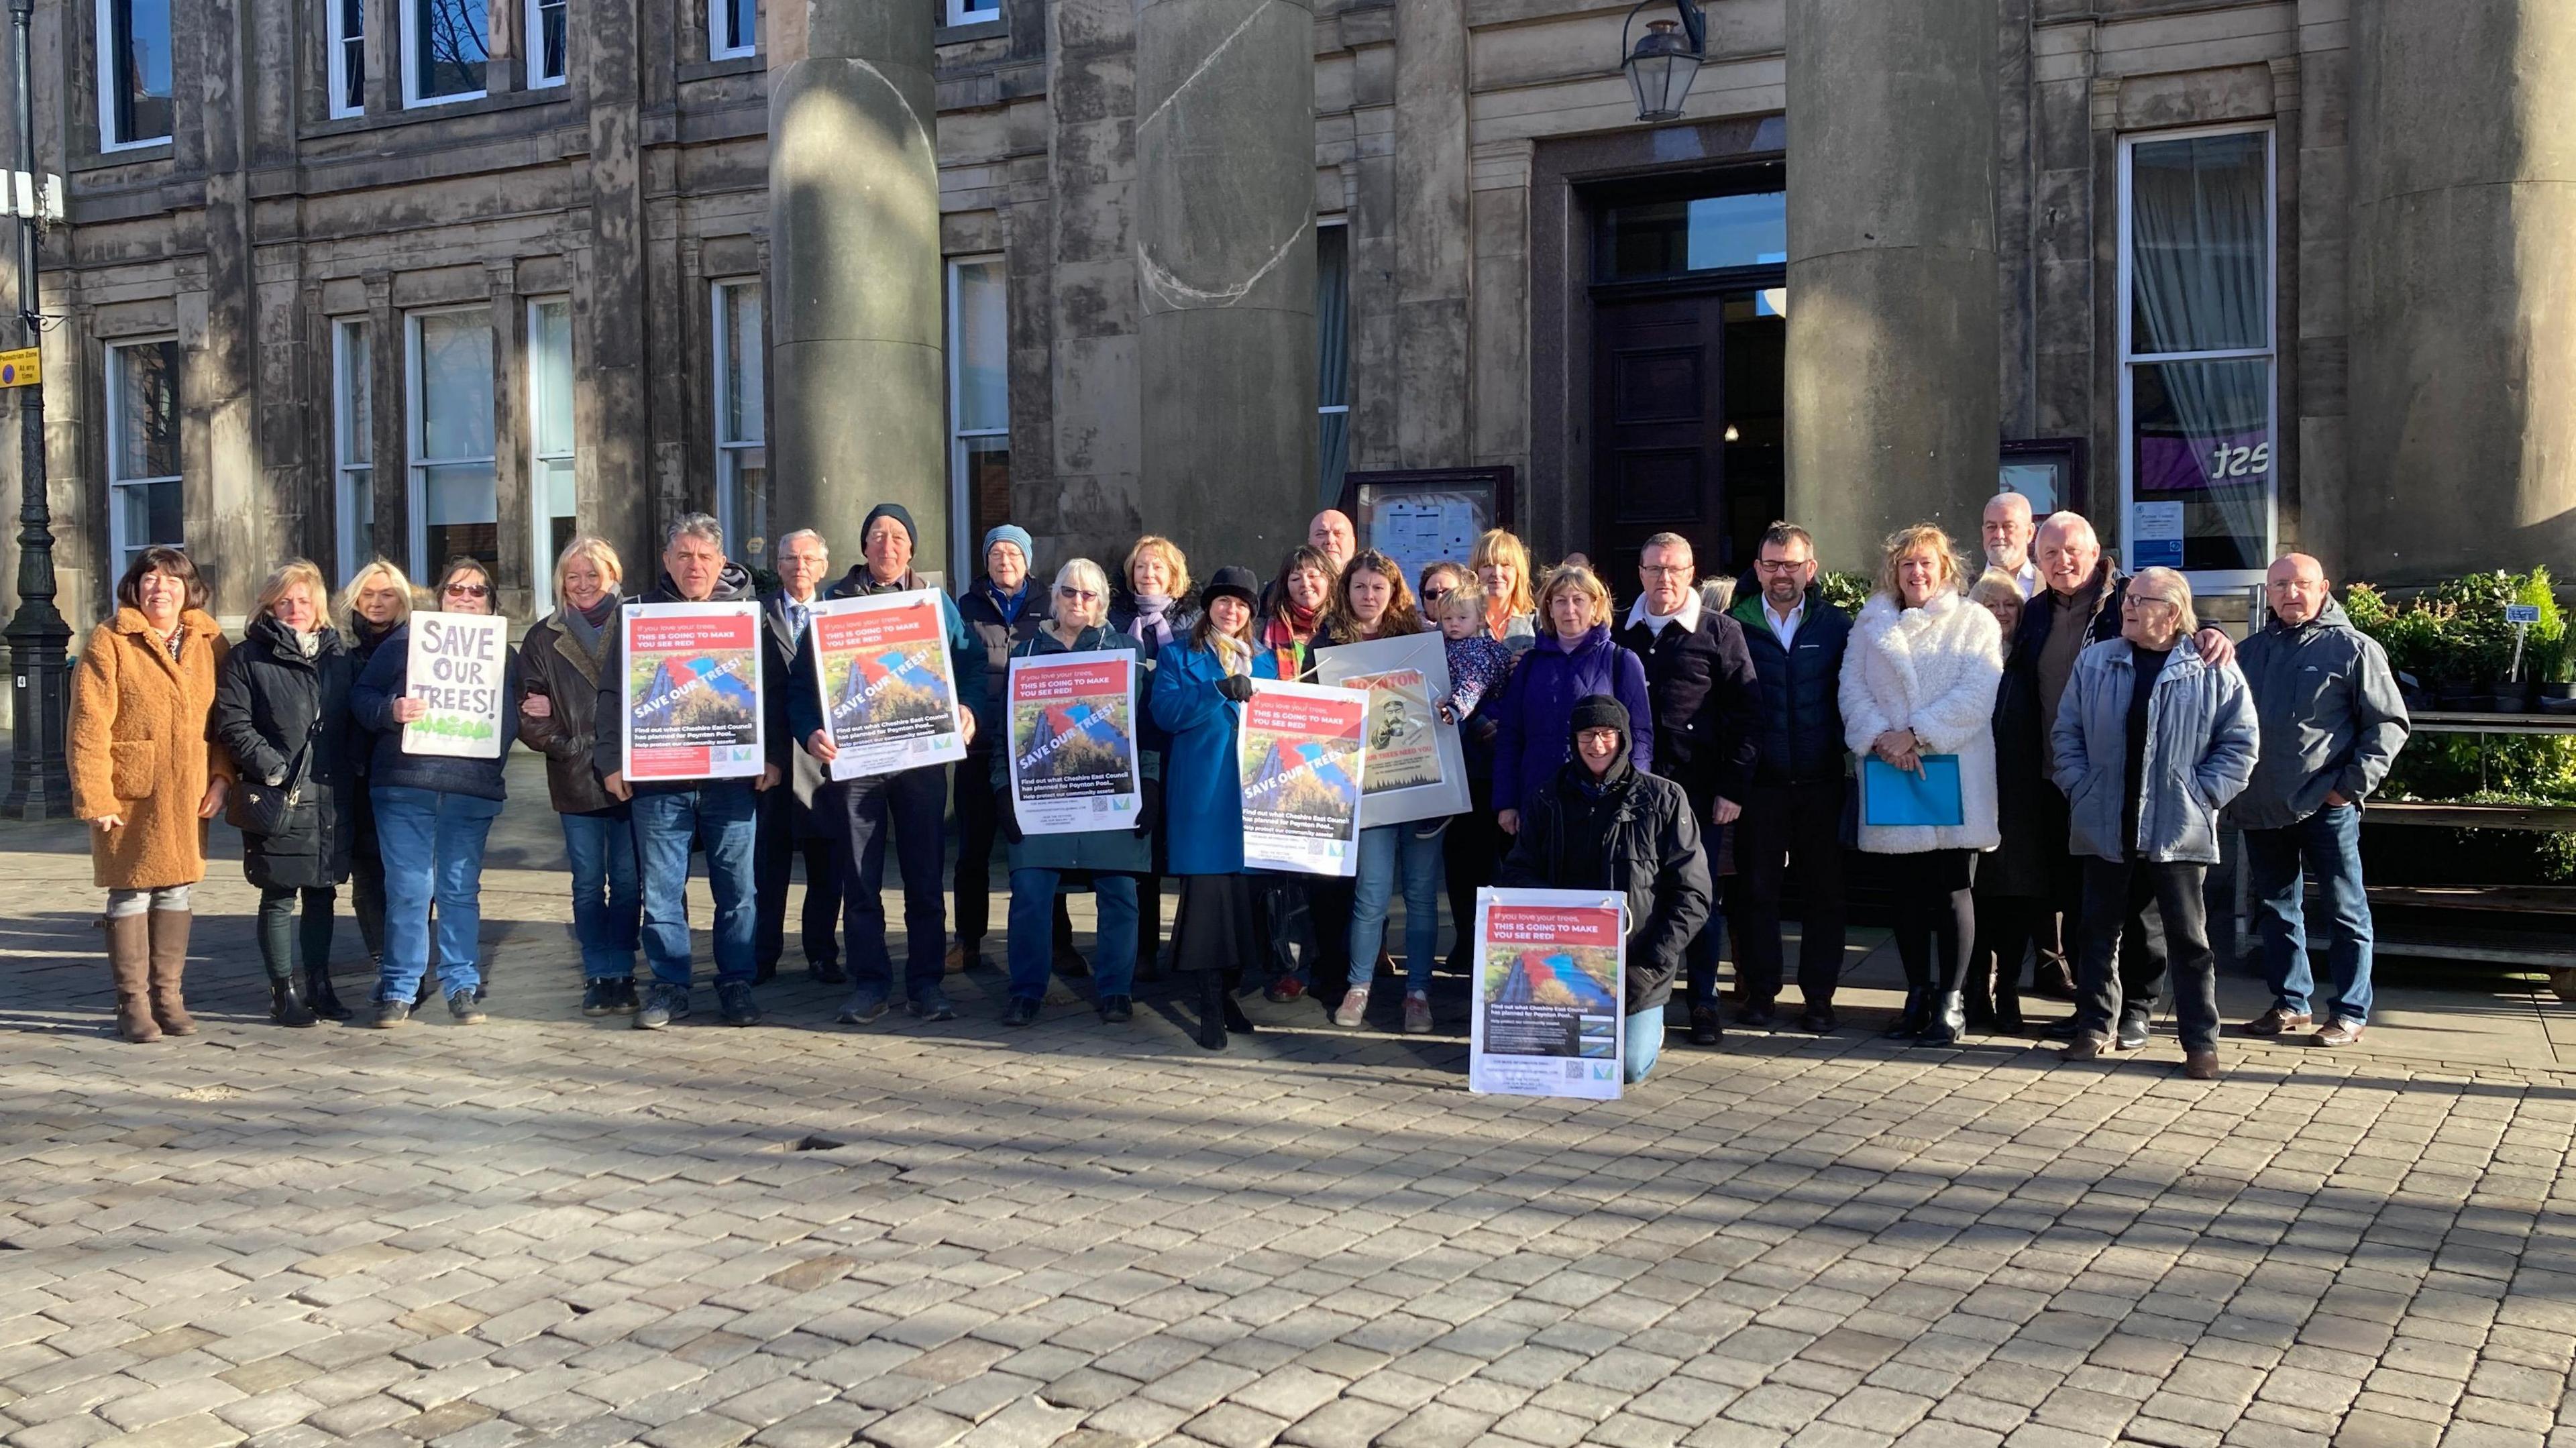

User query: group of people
[65,489,2410,1084]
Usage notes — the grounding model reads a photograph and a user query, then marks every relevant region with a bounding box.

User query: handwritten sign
[401,611,510,759]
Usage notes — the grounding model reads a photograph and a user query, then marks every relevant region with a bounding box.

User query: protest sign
[620,601,764,782]
[1008,649,1142,835]
[400,611,509,759]
[809,590,968,781]
[1238,679,1368,877]
[1469,888,1628,1099]
[1313,631,1469,827]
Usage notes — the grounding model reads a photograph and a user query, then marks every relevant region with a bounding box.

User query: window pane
[113,342,178,482]
[421,461,499,573]
[1316,225,1348,411]
[538,0,566,78]
[722,0,755,52]
[531,300,574,457]
[953,262,1006,433]
[117,481,182,553]
[963,435,1009,556]
[337,0,367,110]
[2131,357,2270,573]
[2129,133,2269,355]
[338,323,372,467]
[1318,410,1348,509]
[718,284,763,445]
[1599,191,1785,281]
[417,313,494,461]
[415,0,490,98]
[721,447,768,558]
[109,0,174,142]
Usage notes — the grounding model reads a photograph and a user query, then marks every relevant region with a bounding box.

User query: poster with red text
[1008,649,1142,835]
[1237,679,1368,877]
[1313,630,1469,827]
[620,602,764,782]
[809,590,969,781]
[1470,888,1629,1099]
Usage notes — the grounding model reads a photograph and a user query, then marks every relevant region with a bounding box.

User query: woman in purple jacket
[1493,565,1654,837]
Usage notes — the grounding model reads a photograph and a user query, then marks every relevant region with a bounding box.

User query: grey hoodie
[2222,596,2411,832]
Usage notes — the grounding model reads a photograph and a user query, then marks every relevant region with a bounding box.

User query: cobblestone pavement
[4,803,2575,1448]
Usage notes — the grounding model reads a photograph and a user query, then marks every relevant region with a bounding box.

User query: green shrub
[1820,571,1871,616]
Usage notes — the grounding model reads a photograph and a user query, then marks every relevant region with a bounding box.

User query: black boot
[1197,975,1228,1050]
[1961,967,1996,1033]
[1883,988,1932,1038]
[270,975,318,1028]
[1991,981,2025,1033]
[1919,991,1966,1046]
[1221,989,1253,1035]
[305,963,352,1022]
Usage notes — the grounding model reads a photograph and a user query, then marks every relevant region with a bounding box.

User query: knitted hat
[981,524,1034,569]
[1568,694,1630,742]
[1201,566,1260,608]
[862,502,917,551]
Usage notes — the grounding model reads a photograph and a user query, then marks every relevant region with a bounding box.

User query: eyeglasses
[1640,565,1692,577]
[1754,558,1810,574]
[444,582,492,598]
[2125,593,2180,610]
[1056,586,1101,602]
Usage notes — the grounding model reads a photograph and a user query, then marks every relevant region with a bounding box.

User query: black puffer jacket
[1727,583,1853,787]
[1495,706,1712,1013]
[213,616,357,890]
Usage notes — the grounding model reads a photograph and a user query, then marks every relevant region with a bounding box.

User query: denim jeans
[2247,802,2374,1024]
[372,786,502,1003]
[1624,1005,1666,1084]
[1348,824,1444,993]
[560,809,641,982]
[631,783,760,990]
[837,765,950,1003]
[1009,871,1138,1001]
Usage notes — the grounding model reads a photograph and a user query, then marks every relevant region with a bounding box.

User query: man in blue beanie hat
[790,502,989,1023]
[951,522,1048,972]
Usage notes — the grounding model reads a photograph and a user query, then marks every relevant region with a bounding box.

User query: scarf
[1131,592,1177,649]
[561,593,616,660]
[1212,632,1253,679]
[1262,601,1316,679]
[293,627,322,659]
[161,624,185,662]
[987,578,1030,628]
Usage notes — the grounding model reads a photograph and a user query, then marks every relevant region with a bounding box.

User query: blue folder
[1861,755,1964,828]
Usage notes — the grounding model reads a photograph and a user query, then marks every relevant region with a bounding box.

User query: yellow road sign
[0,349,38,388]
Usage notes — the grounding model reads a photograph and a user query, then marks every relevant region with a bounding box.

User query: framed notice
[1340,467,1514,593]
[1470,887,1628,1100]
[1313,631,1470,828]
[620,601,765,782]
[1238,679,1368,877]
[400,612,510,759]
[809,590,970,782]
[1007,649,1142,836]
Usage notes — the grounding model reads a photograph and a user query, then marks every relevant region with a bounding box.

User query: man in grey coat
[2227,554,2410,1047]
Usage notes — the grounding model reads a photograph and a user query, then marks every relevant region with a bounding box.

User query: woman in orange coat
[68,546,235,1042]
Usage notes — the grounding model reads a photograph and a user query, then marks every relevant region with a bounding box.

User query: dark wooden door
[1590,291,1728,590]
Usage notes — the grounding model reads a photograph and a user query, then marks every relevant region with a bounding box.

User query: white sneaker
[1332,987,1369,1028]
[1403,991,1432,1034]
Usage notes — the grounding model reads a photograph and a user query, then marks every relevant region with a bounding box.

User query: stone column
[766,0,947,569]
[1135,0,1316,573]
[1784,0,1998,563]
[2348,1,2576,581]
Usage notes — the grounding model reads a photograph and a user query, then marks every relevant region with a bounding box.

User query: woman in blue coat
[994,559,1159,1027]
[1148,565,1264,1050]
[1492,565,1654,835]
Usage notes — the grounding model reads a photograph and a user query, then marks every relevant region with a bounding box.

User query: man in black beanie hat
[1495,695,1713,1084]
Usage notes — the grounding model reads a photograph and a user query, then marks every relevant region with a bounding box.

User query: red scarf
[1263,601,1316,678]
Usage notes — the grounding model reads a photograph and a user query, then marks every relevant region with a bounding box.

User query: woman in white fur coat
[1839,524,2004,1046]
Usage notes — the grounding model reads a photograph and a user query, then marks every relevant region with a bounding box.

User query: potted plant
[2510,567,2565,713]
[2430,571,2519,711]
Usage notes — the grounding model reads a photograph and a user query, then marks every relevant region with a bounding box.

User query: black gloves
[996,788,1024,844]
[1468,716,1499,746]
[1134,778,1163,838]
[1216,673,1254,704]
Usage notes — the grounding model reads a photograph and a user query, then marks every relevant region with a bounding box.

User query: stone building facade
[5,0,2570,654]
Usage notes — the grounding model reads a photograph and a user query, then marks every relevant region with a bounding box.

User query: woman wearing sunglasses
[350,556,523,1027]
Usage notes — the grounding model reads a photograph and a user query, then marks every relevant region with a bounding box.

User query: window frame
[95,0,174,151]
[2114,121,2279,590]
[943,0,1001,25]
[332,319,374,583]
[944,254,1008,584]
[104,336,184,576]
[404,305,498,579]
[401,0,490,108]
[710,0,757,60]
[710,278,765,554]
[327,0,366,118]
[527,296,576,602]
[1316,216,1350,506]
[527,0,566,87]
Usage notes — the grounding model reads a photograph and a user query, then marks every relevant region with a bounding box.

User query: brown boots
[106,909,195,1042]
[106,913,157,1042]
[148,909,195,1035]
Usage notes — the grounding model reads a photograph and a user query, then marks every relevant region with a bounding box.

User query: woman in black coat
[213,560,359,1025]
[340,559,413,978]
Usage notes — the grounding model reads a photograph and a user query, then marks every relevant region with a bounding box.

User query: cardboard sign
[809,590,969,781]
[621,601,764,782]
[1238,679,1368,877]
[1008,649,1142,835]
[1313,630,1470,828]
[400,611,509,759]
[1469,888,1628,1100]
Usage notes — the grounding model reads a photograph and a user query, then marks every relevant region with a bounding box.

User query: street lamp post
[1621,0,1710,123]
[3,0,69,818]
